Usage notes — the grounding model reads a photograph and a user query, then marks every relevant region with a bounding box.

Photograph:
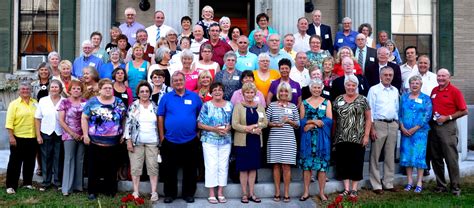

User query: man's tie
[156,27,161,42]
[358,49,364,71]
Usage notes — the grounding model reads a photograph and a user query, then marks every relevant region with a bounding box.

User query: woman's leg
[416,168,424,187]
[351,180,358,191]
[61,140,75,194]
[302,170,311,197]
[239,171,249,196]
[272,164,281,196]
[406,167,413,185]
[202,142,218,195]
[282,164,291,198]
[343,179,350,191]
[248,170,257,196]
[129,145,145,195]
[318,171,327,199]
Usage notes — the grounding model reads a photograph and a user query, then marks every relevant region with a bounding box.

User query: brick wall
[304,0,339,40]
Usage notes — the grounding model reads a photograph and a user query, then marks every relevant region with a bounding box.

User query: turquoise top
[127,60,148,97]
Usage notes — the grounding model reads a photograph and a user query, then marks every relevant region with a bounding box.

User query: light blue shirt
[72,55,103,78]
[355,46,367,70]
[268,51,294,70]
[119,21,146,45]
[235,51,258,71]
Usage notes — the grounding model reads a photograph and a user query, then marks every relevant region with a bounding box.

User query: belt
[376,119,397,123]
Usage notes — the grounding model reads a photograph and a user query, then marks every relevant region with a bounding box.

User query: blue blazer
[306,23,334,54]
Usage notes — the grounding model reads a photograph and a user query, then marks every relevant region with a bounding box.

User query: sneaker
[23,185,35,190]
[414,186,423,193]
[39,187,46,192]
[452,188,461,196]
[150,192,159,202]
[404,184,413,191]
[6,188,15,194]
[132,192,140,199]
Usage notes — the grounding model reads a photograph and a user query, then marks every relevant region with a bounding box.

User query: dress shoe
[384,187,400,192]
[452,188,461,196]
[164,197,174,203]
[184,196,195,203]
[88,194,97,200]
[373,189,384,195]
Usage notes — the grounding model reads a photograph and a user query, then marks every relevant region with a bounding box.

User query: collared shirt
[280,49,297,60]
[72,55,103,78]
[400,63,418,88]
[145,24,173,48]
[355,46,367,71]
[313,23,321,36]
[119,21,146,45]
[190,38,208,54]
[367,83,399,122]
[214,69,242,100]
[430,83,467,116]
[289,66,310,88]
[230,89,266,106]
[6,97,37,138]
[293,32,310,52]
[35,96,64,135]
[157,90,203,144]
[93,48,109,63]
[334,30,359,52]
[99,62,126,79]
[249,44,269,56]
[235,51,258,71]
[268,51,295,70]
[203,40,233,67]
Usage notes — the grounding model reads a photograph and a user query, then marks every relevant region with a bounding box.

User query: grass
[316,175,474,208]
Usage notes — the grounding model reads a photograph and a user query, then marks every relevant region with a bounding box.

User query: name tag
[415,98,422,104]
[325,34,329,39]
[89,62,96,67]
[121,94,128,99]
[191,75,198,79]
[254,97,260,101]
[338,101,345,106]
[106,48,111,53]
[320,105,326,110]
[370,57,375,62]
[97,54,103,59]
[323,90,330,96]
[285,108,293,114]
[246,62,252,67]
[292,88,297,93]
[257,112,264,118]
[131,34,136,38]
[139,68,145,72]
[224,105,231,112]
[338,38,343,43]
[232,76,240,80]
[431,94,436,99]
[349,37,354,42]
[80,102,86,108]
[148,53,154,57]
[184,99,192,105]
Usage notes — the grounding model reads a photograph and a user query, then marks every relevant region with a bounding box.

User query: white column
[79,0,112,49]
[271,0,304,36]
[345,0,374,31]
[457,115,468,160]
[156,0,198,33]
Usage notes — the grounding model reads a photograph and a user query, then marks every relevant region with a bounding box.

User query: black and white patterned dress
[333,95,370,144]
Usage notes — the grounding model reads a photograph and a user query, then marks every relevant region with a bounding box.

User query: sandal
[319,194,328,201]
[217,196,227,203]
[299,195,310,201]
[339,189,350,196]
[249,195,261,203]
[350,190,358,198]
[241,195,249,203]
[414,186,423,193]
[283,196,291,203]
[404,184,413,191]
[273,195,281,202]
[208,197,218,204]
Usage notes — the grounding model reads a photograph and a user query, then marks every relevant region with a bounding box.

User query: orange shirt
[253,69,281,98]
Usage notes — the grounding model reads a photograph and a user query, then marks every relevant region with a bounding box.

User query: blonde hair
[276,82,293,101]
[335,46,356,64]
[197,70,213,88]
[201,5,214,19]
[241,82,257,94]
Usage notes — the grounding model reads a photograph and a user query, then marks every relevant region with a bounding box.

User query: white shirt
[404,70,437,96]
[313,23,321,36]
[367,83,399,122]
[146,24,174,48]
[400,62,418,90]
[289,66,310,88]
[293,32,310,52]
[190,38,208,54]
[34,96,64,135]
[137,104,158,144]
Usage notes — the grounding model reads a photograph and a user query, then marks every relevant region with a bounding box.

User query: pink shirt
[230,89,266,106]
[183,70,199,91]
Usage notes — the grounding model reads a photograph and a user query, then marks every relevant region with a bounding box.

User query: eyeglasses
[238,41,248,44]
[139,90,150,93]
[268,39,279,42]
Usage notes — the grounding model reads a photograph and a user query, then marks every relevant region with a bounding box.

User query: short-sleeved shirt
[268,78,302,106]
[157,90,203,144]
[5,97,37,138]
[214,69,242,100]
[119,21,146,45]
[203,40,232,67]
[333,95,370,144]
[82,97,126,146]
[197,101,233,145]
[57,98,87,141]
[253,69,281,98]
[99,62,125,79]
[235,51,258,71]
[268,51,294,70]
[430,83,467,116]
[72,55,103,78]
[334,30,359,52]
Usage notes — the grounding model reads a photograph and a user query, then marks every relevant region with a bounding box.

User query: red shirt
[143,44,155,63]
[201,40,232,68]
[430,83,467,116]
[333,61,363,77]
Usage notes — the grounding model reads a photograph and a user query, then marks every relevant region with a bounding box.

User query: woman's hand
[407,126,419,136]
[400,126,411,136]
[314,120,324,128]
[304,124,315,132]
[126,140,134,152]
[37,135,43,145]
[83,135,91,145]
[9,135,16,146]
[362,135,369,147]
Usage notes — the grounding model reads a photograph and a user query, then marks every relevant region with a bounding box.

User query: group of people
[4,5,467,205]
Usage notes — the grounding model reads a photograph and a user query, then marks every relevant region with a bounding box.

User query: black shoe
[184,196,195,203]
[423,170,430,176]
[434,186,448,193]
[88,194,97,200]
[452,188,461,196]
[164,197,174,203]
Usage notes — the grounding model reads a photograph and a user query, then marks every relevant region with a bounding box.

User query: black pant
[87,143,118,196]
[161,138,198,198]
[40,132,61,187]
[6,137,38,190]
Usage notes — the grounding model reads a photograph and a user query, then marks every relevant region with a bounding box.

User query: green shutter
[376,0,392,37]
[0,0,13,72]
[438,0,454,74]
[59,0,76,61]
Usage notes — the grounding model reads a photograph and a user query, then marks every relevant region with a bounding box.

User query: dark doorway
[199,0,255,35]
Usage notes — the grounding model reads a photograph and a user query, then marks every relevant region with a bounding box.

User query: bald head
[356,33,367,48]
[436,68,451,87]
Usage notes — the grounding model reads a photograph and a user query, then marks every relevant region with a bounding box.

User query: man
[190,25,208,54]
[119,7,145,45]
[293,17,311,52]
[249,30,269,55]
[367,66,400,195]
[267,34,294,70]
[90,32,109,63]
[376,30,389,48]
[354,33,377,74]
[331,57,369,100]
[430,68,467,196]
[289,52,310,88]
[146,10,174,48]
[334,17,359,53]
[365,47,402,91]
[404,55,437,95]
[203,23,232,68]
[281,34,297,60]
[158,71,203,203]
[306,10,333,53]
[124,29,155,63]
[400,46,418,92]
[72,40,103,79]
[235,36,258,71]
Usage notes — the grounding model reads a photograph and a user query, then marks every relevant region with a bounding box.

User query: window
[19,0,59,58]
[391,0,432,62]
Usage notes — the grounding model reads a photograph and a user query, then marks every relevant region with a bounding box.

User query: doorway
[199,0,255,35]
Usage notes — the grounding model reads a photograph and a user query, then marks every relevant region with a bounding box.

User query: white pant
[202,142,231,188]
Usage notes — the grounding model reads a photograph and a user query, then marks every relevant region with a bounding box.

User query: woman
[248,13,279,47]
[197,5,217,39]
[333,75,371,199]
[5,82,38,194]
[266,58,302,107]
[150,70,173,105]
[58,80,87,196]
[197,82,233,204]
[358,23,376,48]
[321,57,338,98]
[214,51,242,100]
[195,70,214,103]
[228,26,243,51]
[82,66,100,100]
[386,39,402,65]
[166,29,179,57]
[306,35,332,71]
[333,46,363,76]
[170,37,194,70]
[82,79,127,200]
[219,16,231,42]
[112,67,133,108]
[194,43,221,78]
[180,49,200,91]
[232,82,268,203]
[399,75,432,193]
[301,68,324,100]
[48,52,61,77]
[35,80,64,191]
[253,53,281,98]
[54,60,78,97]
[156,37,170,49]
[178,16,193,42]
[32,62,52,101]
[299,79,333,201]
[266,82,300,202]
[230,70,266,106]
[126,44,150,97]
[117,34,130,61]
[99,48,125,79]
[105,26,123,52]
[148,47,171,86]
[124,81,160,201]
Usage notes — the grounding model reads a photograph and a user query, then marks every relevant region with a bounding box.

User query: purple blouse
[57,98,87,141]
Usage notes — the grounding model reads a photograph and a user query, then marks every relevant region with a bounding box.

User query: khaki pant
[369,121,399,190]
[128,144,159,176]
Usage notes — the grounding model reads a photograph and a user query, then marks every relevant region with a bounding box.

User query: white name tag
[292,88,297,93]
[224,105,231,112]
[148,53,154,57]
[191,75,198,79]
[184,99,192,105]
[323,90,330,95]
[97,54,103,59]
[369,57,375,62]
[80,102,86,108]
[246,62,252,67]
[415,98,422,104]
[254,97,260,101]
[338,101,345,106]
[89,62,96,67]
[121,94,128,99]
[232,76,240,80]
[338,38,343,43]
[320,105,326,110]
[139,68,145,72]
[431,94,436,99]
[285,108,293,114]
[257,112,264,118]
[325,34,329,39]
[131,34,136,38]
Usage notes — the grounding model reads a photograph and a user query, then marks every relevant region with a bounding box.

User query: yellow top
[253,69,280,98]
[5,97,37,138]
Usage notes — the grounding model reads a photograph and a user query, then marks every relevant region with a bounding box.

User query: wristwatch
[449,115,453,120]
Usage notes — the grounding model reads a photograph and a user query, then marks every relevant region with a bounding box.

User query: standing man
[235,36,258,71]
[430,68,467,196]
[306,10,333,53]
[334,17,359,53]
[190,25,208,55]
[365,47,402,91]
[289,52,310,88]
[90,32,109,63]
[281,34,297,60]
[119,7,145,46]
[124,29,155,63]
[354,33,377,74]
[404,55,437,95]
[158,71,203,203]
[203,23,232,68]
[249,30,269,56]
[293,17,310,52]
[72,40,103,79]
[367,66,400,195]
[267,34,294,70]
[146,11,174,48]
[400,46,418,92]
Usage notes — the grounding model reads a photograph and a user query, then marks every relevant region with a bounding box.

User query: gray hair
[342,17,352,23]
[48,51,61,61]
[223,51,237,61]
[380,66,394,75]
[344,74,359,88]
[258,53,270,61]
[171,70,186,82]
[408,75,423,85]
[155,47,171,63]
[219,16,231,25]
[180,49,194,60]
[81,40,92,48]
[21,81,33,90]
[276,82,293,101]
[49,79,64,94]
[308,78,324,89]
[166,28,178,36]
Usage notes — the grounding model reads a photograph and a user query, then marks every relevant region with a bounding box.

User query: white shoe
[23,185,35,190]
[132,191,140,199]
[6,188,15,194]
[150,192,159,202]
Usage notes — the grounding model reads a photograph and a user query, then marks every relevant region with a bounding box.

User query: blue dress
[298,99,330,171]
[235,106,261,171]
[127,61,148,97]
[399,93,432,169]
